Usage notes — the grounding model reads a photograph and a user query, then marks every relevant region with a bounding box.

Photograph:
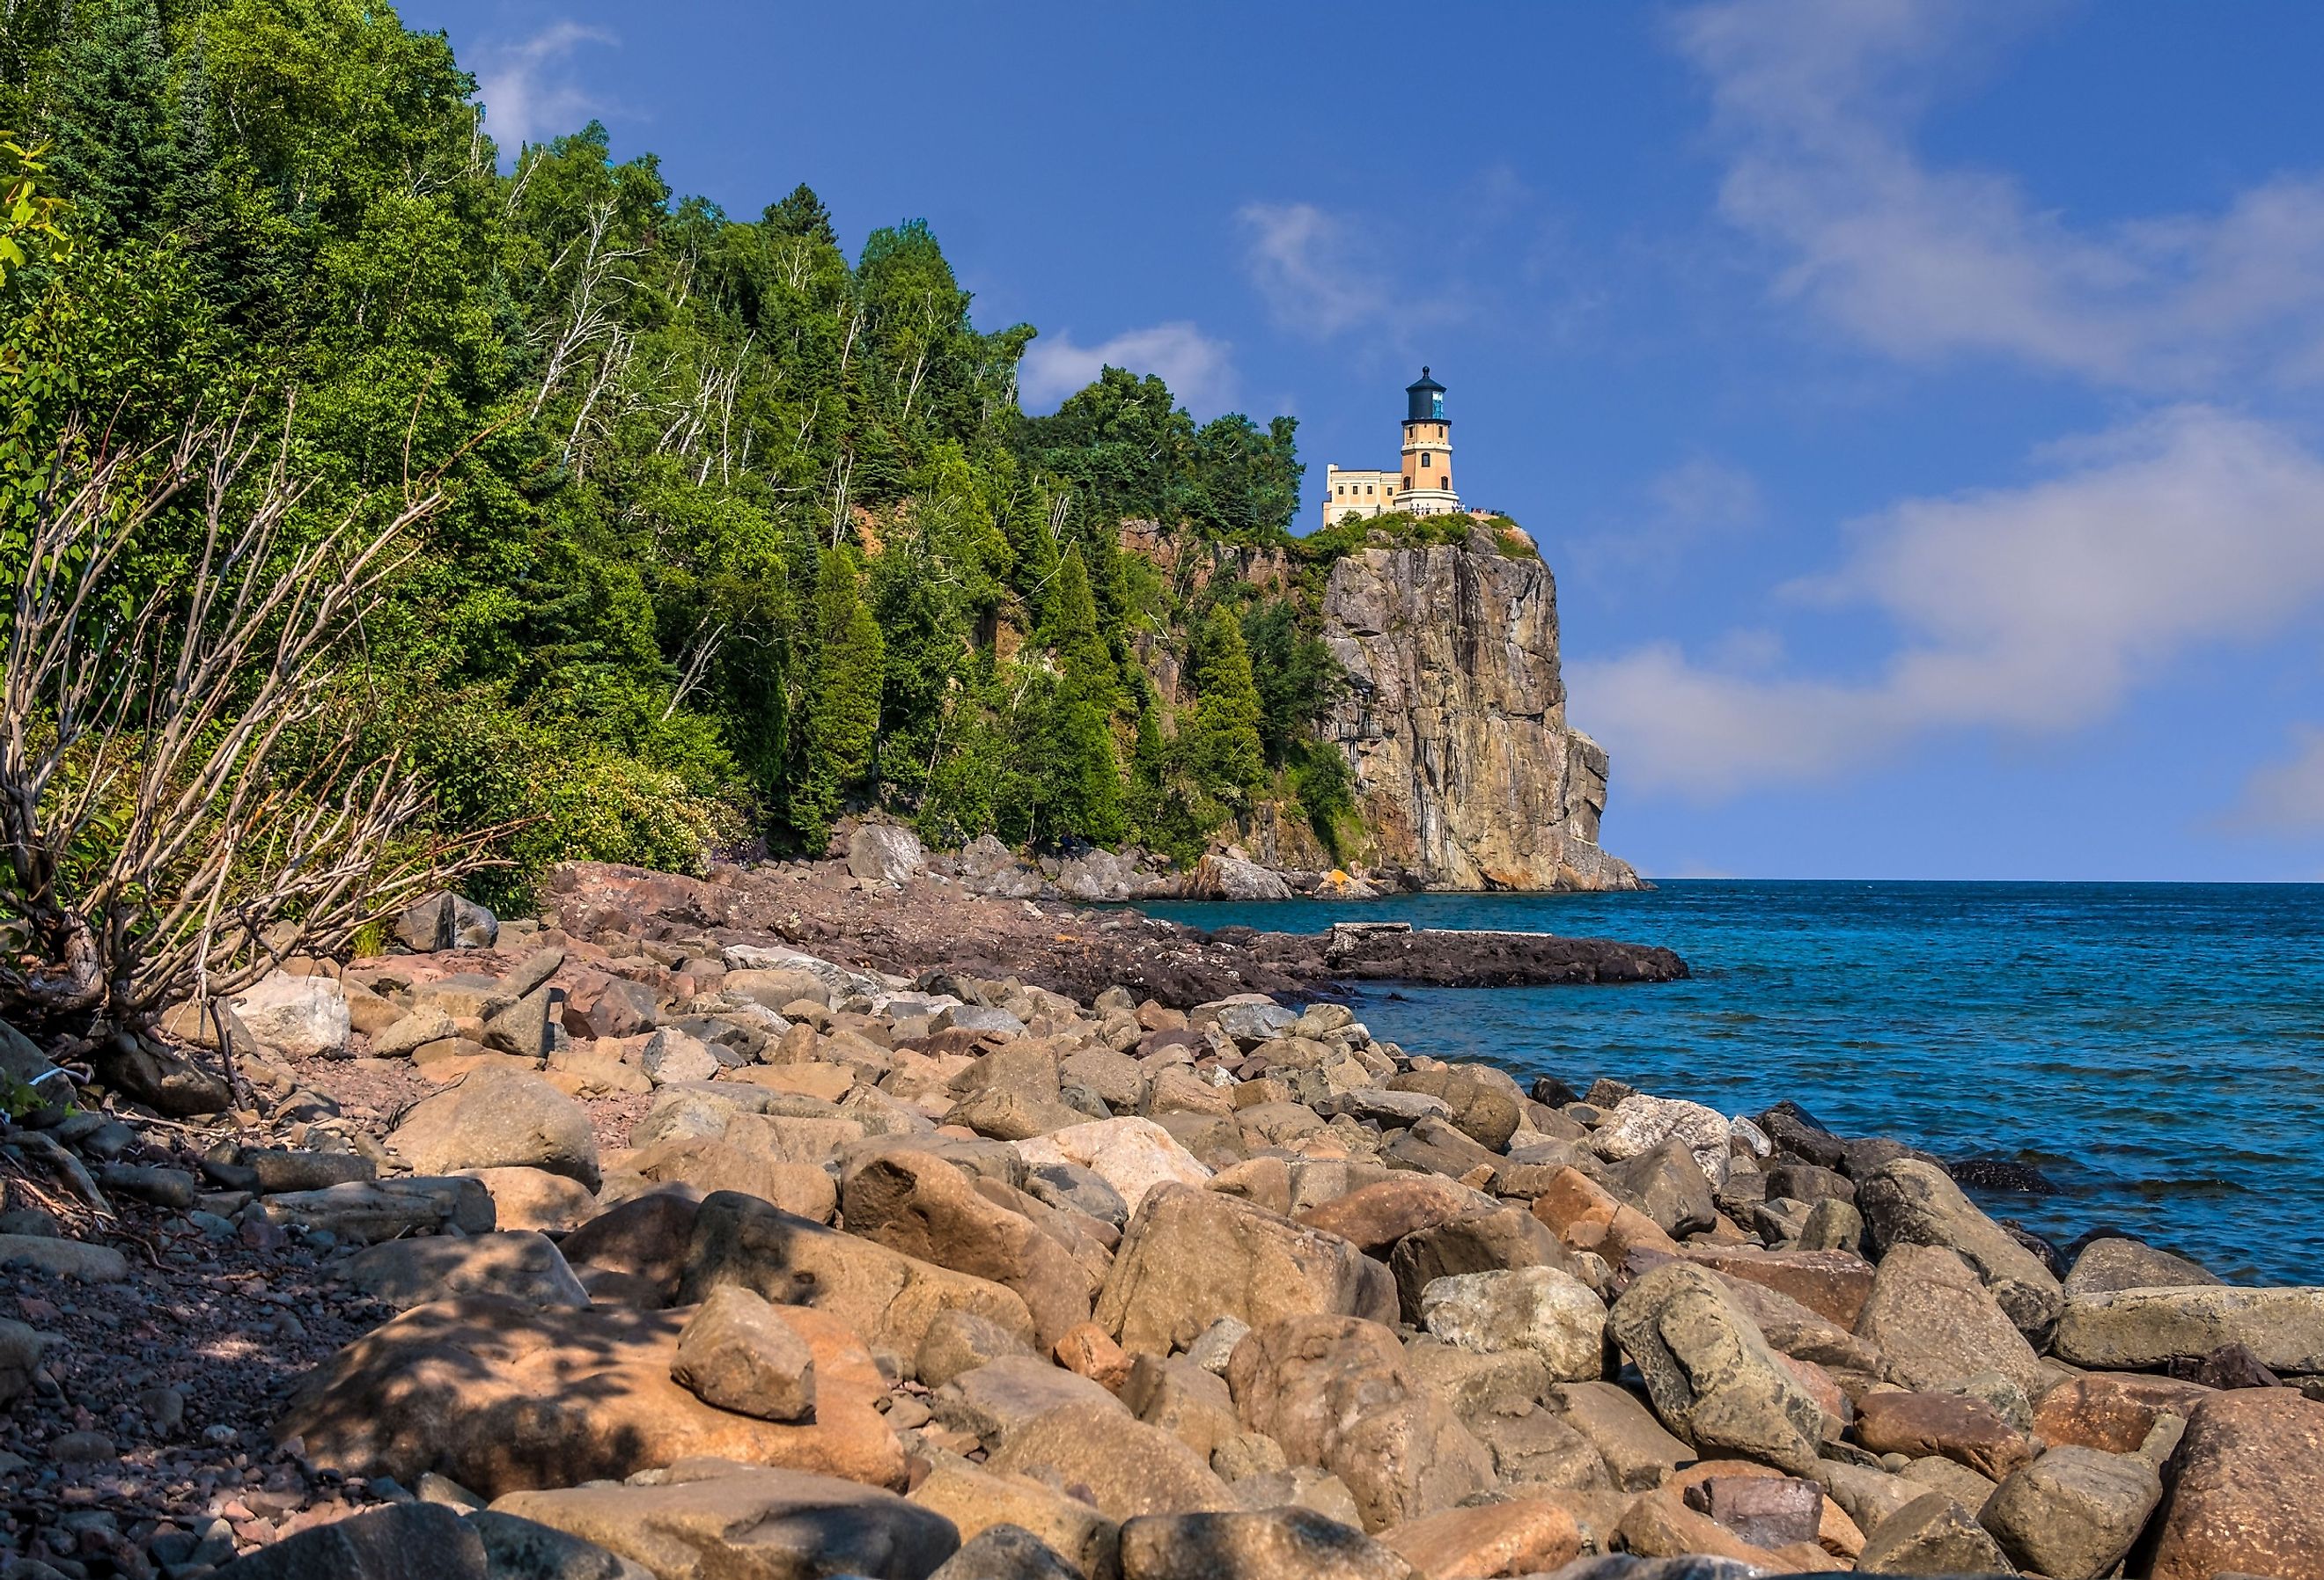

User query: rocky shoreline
[0,863,2312,1578]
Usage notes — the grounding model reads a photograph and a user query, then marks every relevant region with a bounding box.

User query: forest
[0,0,1373,924]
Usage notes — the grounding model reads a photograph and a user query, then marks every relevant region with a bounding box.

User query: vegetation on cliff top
[0,0,1492,913]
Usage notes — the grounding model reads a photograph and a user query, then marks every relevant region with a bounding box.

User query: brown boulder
[1095,1185,1393,1356]
[561,1187,702,1305]
[2032,1371,2213,1452]
[842,1151,1094,1351]
[908,1450,1120,1579]
[276,1296,901,1497]
[2149,1386,2324,1580]
[986,1400,1238,1521]
[1295,1175,1487,1254]
[1375,1498,1585,1579]
[619,1137,838,1222]
[1680,1246,1877,1329]
[492,1459,952,1580]
[679,1190,1035,1376]
[1226,1315,1492,1532]
[1853,1391,2034,1481]
[670,1286,817,1422]
[1115,1509,1415,1580]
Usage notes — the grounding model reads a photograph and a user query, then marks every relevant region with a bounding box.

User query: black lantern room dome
[1406,367,1446,423]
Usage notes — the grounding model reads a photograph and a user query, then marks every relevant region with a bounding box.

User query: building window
[1421,453,1431,468]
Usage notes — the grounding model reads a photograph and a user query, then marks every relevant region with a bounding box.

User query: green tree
[1240,598,1343,764]
[787,548,885,850]
[41,0,177,243]
[1039,546,1124,842]
[1180,605,1266,812]
[763,182,837,247]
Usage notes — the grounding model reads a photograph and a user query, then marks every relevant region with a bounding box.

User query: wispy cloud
[1237,202,1395,339]
[2230,727,2324,833]
[1018,322,1238,417]
[475,21,618,154]
[1571,407,2324,797]
[1675,0,2324,388]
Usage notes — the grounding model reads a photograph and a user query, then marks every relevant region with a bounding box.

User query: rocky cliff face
[1320,529,1641,891]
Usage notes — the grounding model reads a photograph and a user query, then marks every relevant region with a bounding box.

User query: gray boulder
[1980,1443,2161,1580]
[1605,1263,1825,1474]
[346,1232,589,1311]
[2063,1235,2222,1296]
[1857,1158,2062,1336]
[849,824,927,885]
[2052,1283,2324,1373]
[386,1070,601,1191]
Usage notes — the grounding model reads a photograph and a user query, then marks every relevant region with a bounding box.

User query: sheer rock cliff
[1319,528,1642,891]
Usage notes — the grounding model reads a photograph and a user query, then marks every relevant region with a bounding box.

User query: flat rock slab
[493,1459,957,1580]
[345,1231,591,1311]
[2054,1284,2324,1373]
[0,1234,129,1282]
[276,1294,901,1498]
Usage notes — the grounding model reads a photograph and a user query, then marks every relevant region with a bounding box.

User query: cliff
[1318,527,1642,892]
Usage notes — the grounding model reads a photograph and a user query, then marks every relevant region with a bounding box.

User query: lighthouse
[1318,368,1467,527]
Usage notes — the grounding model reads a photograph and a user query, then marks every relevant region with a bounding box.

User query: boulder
[1376,1498,1585,1579]
[2063,1235,2221,1296]
[491,1461,956,1580]
[1857,1158,2062,1336]
[621,1136,838,1222]
[459,1167,598,1234]
[908,1451,1120,1579]
[234,974,352,1057]
[916,1308,1040,1390]
[1114,1509,1414,1580]
[1388,1207,1577,1325]
[94,1036,232,1115]
[560,1188,702,1305]
[639,1028,721,1086]
[1980,1444,2161,1580]
[1295,1175,1489,1253]
[678,1190,1035,1376]
[258,1177,496,1245]
[1417,1267,1607,1382]
[1096,1184,1394,1356]
[1605,1263,1826,1475]
[1607,1142,1717,1238]
[1226,1315,1492,1532]
[934,1355,1125,1444]
[1679,1246,1876,1329]
[2053,1283,2324,1373]
[1855,1491,2013,1576]
[386,1070,600,1191]
[277,1297,901,1497]
[1852,1391,2032,1481]
[202,1503,486,1579]
[482,988,562,1060]
[843,1151,1094,1351]
[1852,1241,2042,1394]
[1120,1353,1241,1460]
[671,1286,817,1422]
[345,1232,591,1311]
[1386,1068,1522,1151]
[1014,1117,1210,1213]
[1545,1382,1693,1491]
[1591,1095,1731,1182]
[1529,1166,1677,1266]
[849,824,928,884]
[467,1510,654,1580]
[987,1400,1238,1521]
[1185,855,1293,901]
[2031,1371,2214,1453]
[2147,1385,2324,1580]
[927,1525,1080,1580]
[246,1148,375,1193]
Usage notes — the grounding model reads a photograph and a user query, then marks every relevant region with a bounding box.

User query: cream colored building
[1320,368,1463,527]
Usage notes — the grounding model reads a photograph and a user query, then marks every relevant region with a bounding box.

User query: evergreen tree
[1041,546,1124,843]
[42,0,178,242]
[763,182,838,247]
[788,549,885,850]
[1180,606,1266,812]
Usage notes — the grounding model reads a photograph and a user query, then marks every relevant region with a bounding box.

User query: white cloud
[1675,0,2324,387]
[1018,322,1239,417]
[2232,727,2324,832]
[1237,202,1394,339]
[1570,407,2324,797]
[476,22,618,153]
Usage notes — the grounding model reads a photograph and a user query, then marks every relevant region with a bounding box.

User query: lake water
[1138,881,2324,1285]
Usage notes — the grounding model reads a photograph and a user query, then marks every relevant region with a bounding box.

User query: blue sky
[402,0,2324,880]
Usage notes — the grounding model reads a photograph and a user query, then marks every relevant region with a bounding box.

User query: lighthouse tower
[1317,368,1467,527]
[1398,367,1459,517]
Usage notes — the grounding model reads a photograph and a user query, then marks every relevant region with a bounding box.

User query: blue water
[1138,882,2324,1285]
